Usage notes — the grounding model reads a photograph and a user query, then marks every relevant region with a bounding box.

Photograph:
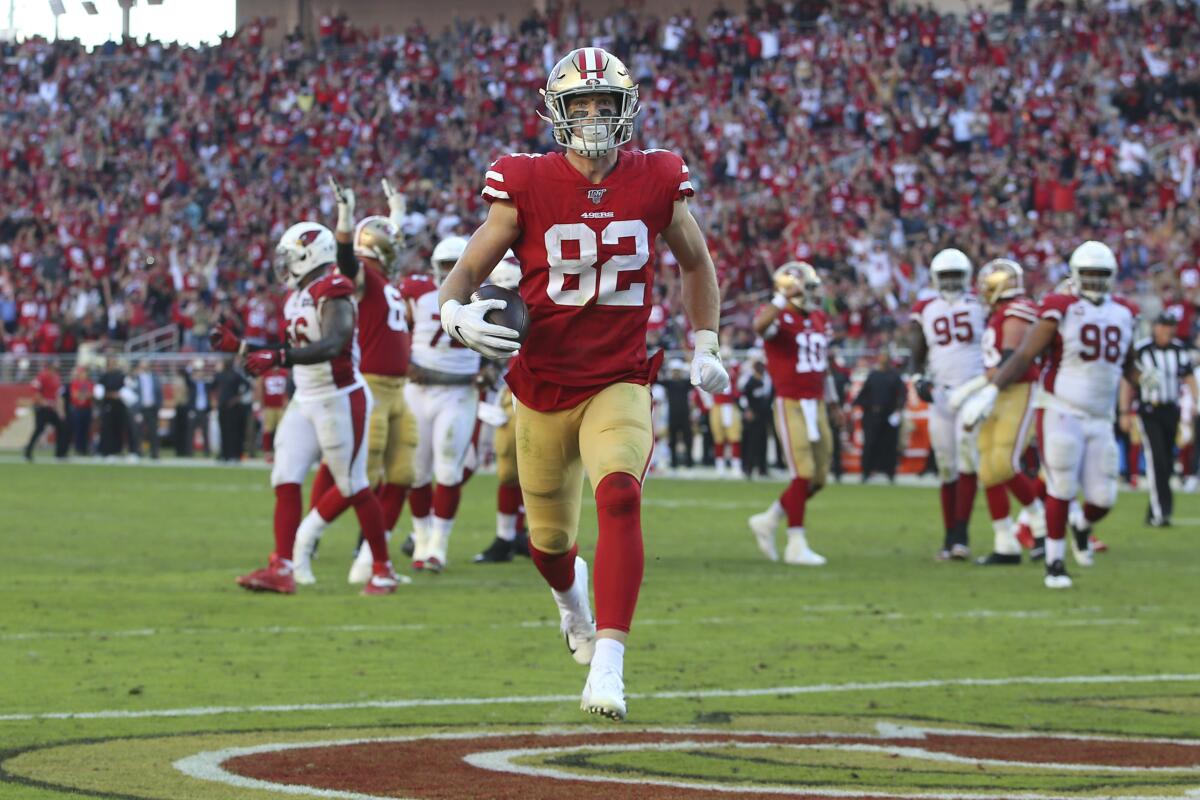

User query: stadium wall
[237,0,1012,42]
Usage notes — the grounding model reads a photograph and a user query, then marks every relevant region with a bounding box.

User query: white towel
[799,398,821,442]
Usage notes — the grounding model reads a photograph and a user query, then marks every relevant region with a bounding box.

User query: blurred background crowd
[2,0,1199,360]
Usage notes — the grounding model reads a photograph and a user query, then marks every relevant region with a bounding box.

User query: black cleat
[473,536,515,563]
[1028,537,1046,562]
[1044,558,1072,589]
[513,529,530,558]
[401,534,415,558]
[976,552,1021,566]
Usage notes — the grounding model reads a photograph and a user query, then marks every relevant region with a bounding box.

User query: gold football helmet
[539,47,640,159]
[353,216,401,275]
[976,258,1024,307]
[774,261,822,310]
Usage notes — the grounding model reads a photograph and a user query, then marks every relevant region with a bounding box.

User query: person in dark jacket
[98,356,129,457]
[662,359,695,468]
[213,358,251,462]
[740,359,773,478]
[854,352,907,482]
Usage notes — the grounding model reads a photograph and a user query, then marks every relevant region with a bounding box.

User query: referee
[1121,313,1198,527]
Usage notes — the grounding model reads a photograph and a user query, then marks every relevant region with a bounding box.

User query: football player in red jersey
[212,209,401,596]
[748,263,835,565]
[436,47,729,720]
[959,242,1153,589]
[951,259,1048,566]
[257,366,290,461]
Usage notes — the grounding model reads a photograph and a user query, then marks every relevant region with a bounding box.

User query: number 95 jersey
[910,295,985,387]
[481,149,694,411]
[1039,293,1138,418]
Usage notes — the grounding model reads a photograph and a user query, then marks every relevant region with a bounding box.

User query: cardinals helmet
[430,235,469,284]
[275,222,336,289]
[976,258,1024,307]
[486,250,521,291]
[540,47,640,159]
[1068,241,1117,303]
[930,248,972,300]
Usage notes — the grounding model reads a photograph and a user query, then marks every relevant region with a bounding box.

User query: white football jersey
[911,294,985,387]
[406,279,481,376]
[283,272,363,401]
[1039,293,1137,418]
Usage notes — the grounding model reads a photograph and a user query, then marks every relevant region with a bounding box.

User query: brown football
[471,284,530,344]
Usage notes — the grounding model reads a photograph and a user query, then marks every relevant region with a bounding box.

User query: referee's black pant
[1138,404,1180,524]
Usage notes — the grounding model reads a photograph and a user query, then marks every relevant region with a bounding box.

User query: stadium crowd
[1,0,1199,361]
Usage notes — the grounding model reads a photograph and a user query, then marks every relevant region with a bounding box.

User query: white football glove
[948,374,990,412]
[440,299,520,360]
[690,329,730,394]
[1138,366,1163,396]
[959,383,999,429]
[328,176,355,234]
[477,402,509,428]
[381,178,406,228]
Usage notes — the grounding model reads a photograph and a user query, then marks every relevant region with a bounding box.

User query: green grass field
[1,460,1198,799]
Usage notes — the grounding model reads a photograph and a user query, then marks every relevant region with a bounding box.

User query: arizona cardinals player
[908,249,985,560]
[215,211,400,596]
[950,259,1048,566]
[437,47,728,721]
[402,235,481,573]
[748,262,834,566]
[959,241,1155,588]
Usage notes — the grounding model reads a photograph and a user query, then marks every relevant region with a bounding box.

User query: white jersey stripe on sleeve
[678,181,694,192]
[482,186,511,200]
[485,170,505,183]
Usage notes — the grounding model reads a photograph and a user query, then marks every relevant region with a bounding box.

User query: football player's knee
[385,455,413,487]
[595,471,640,509]
[529,525,573,555]
[434,461,465,487]
[270,456,307,488]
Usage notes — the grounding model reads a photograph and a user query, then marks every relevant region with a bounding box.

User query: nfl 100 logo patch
[587,188,607,205]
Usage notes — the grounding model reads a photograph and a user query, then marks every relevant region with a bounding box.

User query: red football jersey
[983,297,1040,383]
[762,306,830,400]
[481,149,693,411]
[354,265,411,377]
[713,362,740,404]
[261,367,290,408]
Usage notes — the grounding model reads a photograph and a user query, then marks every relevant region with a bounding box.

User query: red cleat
[237,554,296,594]
[1015,523,1035,551]
[1089,534,1108,553]
[362,562,409,596]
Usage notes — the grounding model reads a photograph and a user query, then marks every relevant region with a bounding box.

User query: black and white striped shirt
[1134,338,1192,406]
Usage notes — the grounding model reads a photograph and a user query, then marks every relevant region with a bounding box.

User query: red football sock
[593,473,644,634]
[273,483,302,560]
[731,442,742,459]
[498,483,522,515]
[461,467,475,485]
[309,463,335,511]
[940,481,957,534]
[778,477,810,527]
[1045,496,1069,540]
[377,483,408,532]
[409,484,432,518]
[1128,444,1140,477]
[312,485,352,523]
[262,431,273,453]
[350,487,389,563]
[1006,473,1041,507]
[955,473,978,525]
[530,542,578,592]
[1083,503,1109,524]
[985,483,1010,521]
[433,482,462,519]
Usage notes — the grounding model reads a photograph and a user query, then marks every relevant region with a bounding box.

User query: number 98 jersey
[910,295,985,387]
[1039,293,1138,418]
[481,149,694,411]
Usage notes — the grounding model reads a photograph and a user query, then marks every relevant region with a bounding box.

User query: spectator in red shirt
[24,364,67,461]
[68,365,95,455]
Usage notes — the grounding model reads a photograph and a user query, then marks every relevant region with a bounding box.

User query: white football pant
[271,386,373,497]
[1039,406,1118,508]
[928,387,979,483]
[404,382,478,488]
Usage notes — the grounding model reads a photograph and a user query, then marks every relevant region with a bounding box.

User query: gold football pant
[709,403,742,445]
[976,382,1037,488]
[773,397,832,487]
[364,373,417,487]
[262,405,285,435]
[514,382,653,555]
[494,387,519,487]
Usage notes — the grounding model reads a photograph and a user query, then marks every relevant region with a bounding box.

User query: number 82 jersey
[481,149,693,412]
[761,307,830,400]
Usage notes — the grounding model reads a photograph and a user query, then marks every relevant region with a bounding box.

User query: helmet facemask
[933,269,968,300]
[1074,268,1115,303]
[542,87,639,159]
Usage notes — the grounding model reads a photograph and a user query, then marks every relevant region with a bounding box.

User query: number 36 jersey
[1039,293,1137,418]
[910,295,985,387]
[761,307,830,400]
[481,149,694,411]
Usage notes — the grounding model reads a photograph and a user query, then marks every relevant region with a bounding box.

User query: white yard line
[3,673,1198,723]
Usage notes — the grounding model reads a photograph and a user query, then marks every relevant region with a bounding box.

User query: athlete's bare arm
[986,316,1031,379]
[662,199,719,332]
[992,318,1056,390]
[439,201,520,307]
[752,282,802,336]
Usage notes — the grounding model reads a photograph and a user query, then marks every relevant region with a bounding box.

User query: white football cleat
[292,522,322,585]
[555,556,596,665]
[292,559,316,586]
[748,511,780,562]
[784,544,827,566]
[1068,535,1094,568]
[1044,559,1073,589]
[347,542,373,584]
[581,666,626,721]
